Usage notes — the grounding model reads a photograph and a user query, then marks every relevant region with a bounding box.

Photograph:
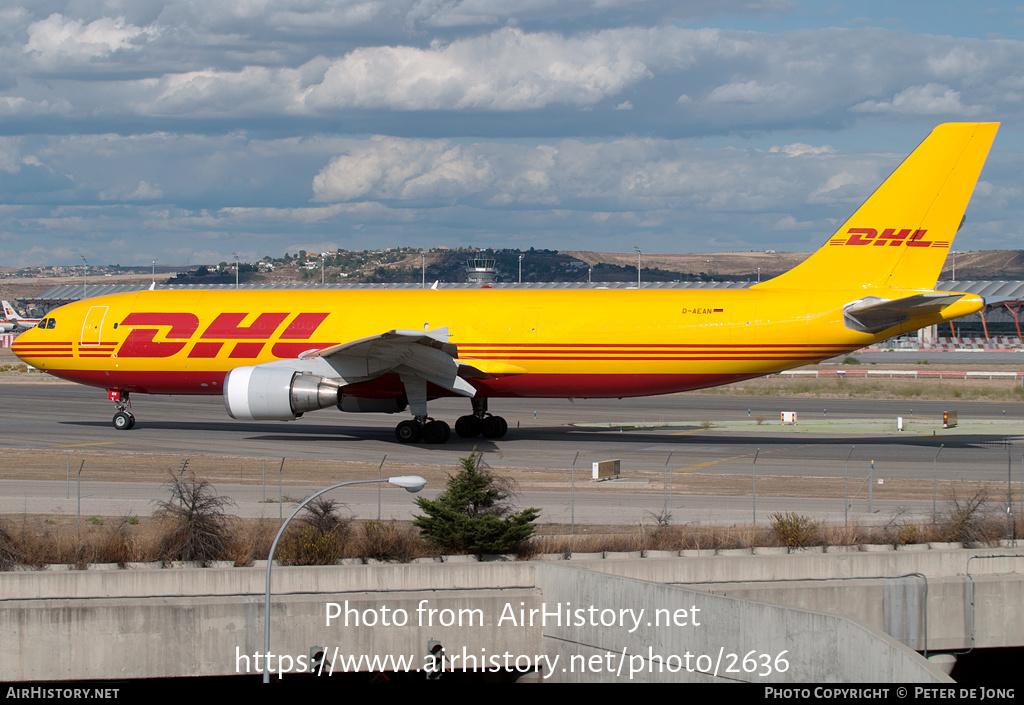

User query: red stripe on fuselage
[43,368,766,398]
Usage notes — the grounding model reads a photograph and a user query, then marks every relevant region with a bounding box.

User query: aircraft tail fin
[2,301,21,320]
[753,122,999,292]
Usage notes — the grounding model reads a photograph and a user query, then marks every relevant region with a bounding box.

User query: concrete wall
[548,547,1024,652]
[0,562,541,682]
[3,547,1021,683]
[534,564,948,683]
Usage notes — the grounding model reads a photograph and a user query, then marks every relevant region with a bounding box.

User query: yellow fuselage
[11,287,981,399]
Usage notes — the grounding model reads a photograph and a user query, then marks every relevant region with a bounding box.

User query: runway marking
[49,442,119,448]
[673,443,818,473]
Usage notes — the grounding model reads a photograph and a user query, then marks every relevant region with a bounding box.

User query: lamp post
[152,259,156,286]
[634,246,641,288]
[518,254,524,284]
[80,256,87,299]
[262,475,427,683]
[233,252,239,289]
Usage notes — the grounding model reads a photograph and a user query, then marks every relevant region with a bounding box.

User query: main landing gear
[108,389,135,430]
[394,418,452,444]
[393,396,507,444]
[455,396,508,439]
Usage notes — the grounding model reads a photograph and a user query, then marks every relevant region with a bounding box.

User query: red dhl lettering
[116,312,330,358]
[835,228,936,247]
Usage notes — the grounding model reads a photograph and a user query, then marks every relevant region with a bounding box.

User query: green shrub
[769,512,819,548]
[414,452,540,555]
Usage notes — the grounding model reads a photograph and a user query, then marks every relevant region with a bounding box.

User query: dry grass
[1,495,1020,569]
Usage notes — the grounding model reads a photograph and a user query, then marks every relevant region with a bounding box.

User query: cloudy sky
[0,0,1022,267]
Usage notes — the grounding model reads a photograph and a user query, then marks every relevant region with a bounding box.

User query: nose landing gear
[108,389,135,430]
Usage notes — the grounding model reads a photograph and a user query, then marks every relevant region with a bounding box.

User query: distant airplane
[1,301,42,331]
[12,123,998,441]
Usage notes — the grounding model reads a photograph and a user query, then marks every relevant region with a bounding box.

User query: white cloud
[24,13,156,67]
[303,27,655,111]
[707,80,799,104]
[312,135,884,215]
[769,143,834,157]
[852,83,984,115]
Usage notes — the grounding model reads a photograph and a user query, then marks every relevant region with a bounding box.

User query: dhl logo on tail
[829,228,948,248]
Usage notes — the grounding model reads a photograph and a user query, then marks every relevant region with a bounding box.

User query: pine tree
[413,452,540,554]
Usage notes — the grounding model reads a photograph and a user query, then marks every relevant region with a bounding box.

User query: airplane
[11,122,998,442]
[2,301,42,331]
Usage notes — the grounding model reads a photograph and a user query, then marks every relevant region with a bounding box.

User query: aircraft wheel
[395,420,422,443]
[480,415,507,439]
[455,415,481,438]
[113,412,135,431]
[423,420,451,444]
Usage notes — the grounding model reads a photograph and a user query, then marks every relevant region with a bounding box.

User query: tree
[413,452,539,554]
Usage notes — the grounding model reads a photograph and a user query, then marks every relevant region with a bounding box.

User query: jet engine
[223,366,342,421]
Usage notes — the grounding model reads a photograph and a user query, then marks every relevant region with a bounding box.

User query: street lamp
[152,259,156,286]
[518,254,524,284]
[233,252,239,289]
[262,475,427,683]
[634,246,641,288]
[80,256,87,299]
[321,253,325,285]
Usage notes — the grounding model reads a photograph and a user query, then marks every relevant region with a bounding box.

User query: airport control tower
[465,258,497,284]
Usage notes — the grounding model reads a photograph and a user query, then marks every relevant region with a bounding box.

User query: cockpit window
[47,318,56,329]
[36,318,48,329]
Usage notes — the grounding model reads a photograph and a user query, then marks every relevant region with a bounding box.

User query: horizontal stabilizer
[843,293,964,334]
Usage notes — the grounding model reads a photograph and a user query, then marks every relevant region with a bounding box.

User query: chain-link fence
[2,443,1022,541]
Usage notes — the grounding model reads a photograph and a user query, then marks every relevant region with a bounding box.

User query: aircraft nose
[10,323,68,368]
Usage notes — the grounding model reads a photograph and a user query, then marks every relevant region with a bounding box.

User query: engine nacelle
[223,366,341,421]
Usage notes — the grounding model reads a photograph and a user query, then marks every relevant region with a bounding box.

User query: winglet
[754,122,999,292]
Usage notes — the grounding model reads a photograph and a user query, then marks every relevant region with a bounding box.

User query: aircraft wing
[843,293,965,334]
[298,327,476,397]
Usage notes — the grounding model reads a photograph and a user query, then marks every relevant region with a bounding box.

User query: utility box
[943,410,958,429]
[781,411,797,424]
